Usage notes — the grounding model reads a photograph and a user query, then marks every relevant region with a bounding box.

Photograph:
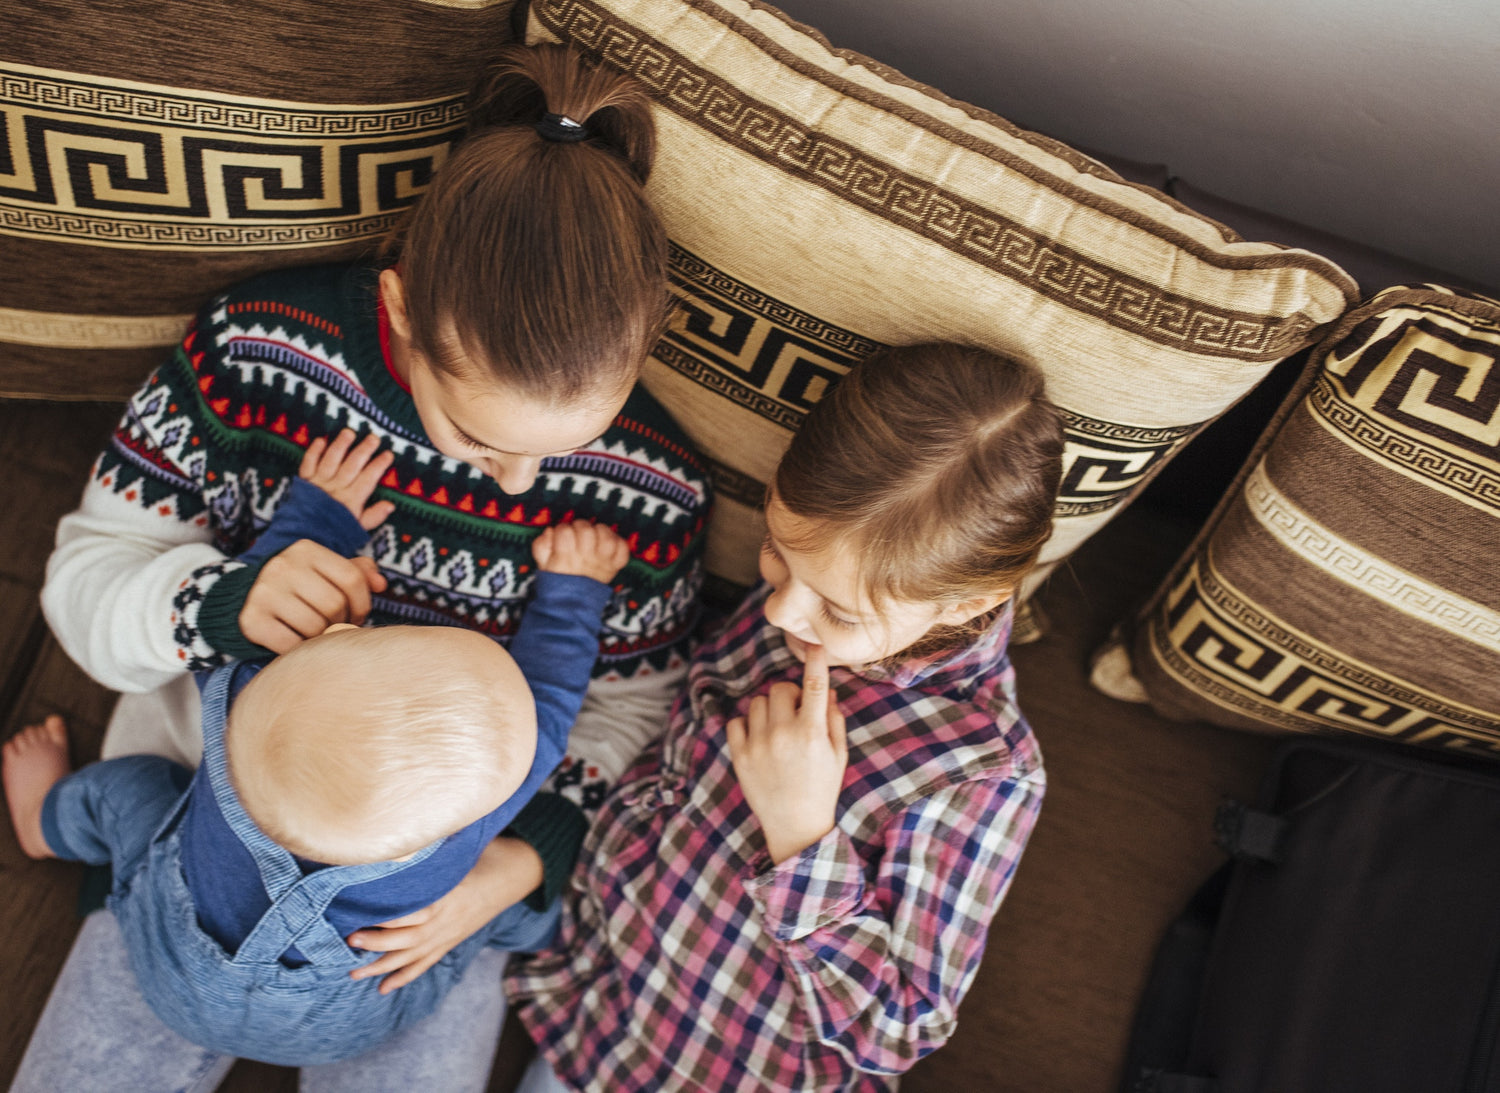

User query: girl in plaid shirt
[323,342,1062,1092]
[496,342,1064,1092]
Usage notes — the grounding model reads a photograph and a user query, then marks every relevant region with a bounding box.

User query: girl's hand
[300,429,396,531]
[346,836,545,994]
[532,520,630,584]
[239,540,387,654]
[726,643,848,864]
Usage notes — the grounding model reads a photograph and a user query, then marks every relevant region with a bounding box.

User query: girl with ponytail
[19,44,708,1091]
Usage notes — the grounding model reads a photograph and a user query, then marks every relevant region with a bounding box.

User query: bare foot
[3,715,71,859]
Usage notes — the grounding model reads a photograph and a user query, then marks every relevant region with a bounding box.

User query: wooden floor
[0,396,1277,1092]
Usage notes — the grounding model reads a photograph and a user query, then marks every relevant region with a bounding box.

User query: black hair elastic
[535,112,590,143]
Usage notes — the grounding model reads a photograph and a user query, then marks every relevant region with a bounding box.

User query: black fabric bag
[1121,737,1500,1093]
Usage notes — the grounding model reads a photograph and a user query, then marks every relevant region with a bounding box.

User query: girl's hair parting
[774,343,1064,612]
[387,43,672,403]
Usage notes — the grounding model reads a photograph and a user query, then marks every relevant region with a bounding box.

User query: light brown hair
[774,343,1063,619]
[387,43,672,402]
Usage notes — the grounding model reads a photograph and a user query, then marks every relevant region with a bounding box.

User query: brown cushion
[526,0,1356,590]
[1109,285,1500,754]
[0,1,522,400]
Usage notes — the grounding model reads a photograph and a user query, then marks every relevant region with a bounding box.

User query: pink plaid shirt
[507,585,1045,1091]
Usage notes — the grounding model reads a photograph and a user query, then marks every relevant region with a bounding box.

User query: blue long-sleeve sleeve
[235,475,610,771]
[239,477,369,564]
[182,565,612,947]
[194,477,370,659]
[185,482,611,942]
[505,571,615,782]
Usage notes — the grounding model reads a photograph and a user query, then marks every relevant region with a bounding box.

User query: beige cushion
[527,0,1356,591]
[1112,285,1500,754]
[0,1,521,400]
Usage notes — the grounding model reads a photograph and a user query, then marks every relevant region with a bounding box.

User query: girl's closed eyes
[452,425,490,452]
[818,602,857,630]
[762,535,857,630]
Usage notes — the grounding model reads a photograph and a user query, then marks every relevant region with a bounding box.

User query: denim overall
[109,668,483,1066]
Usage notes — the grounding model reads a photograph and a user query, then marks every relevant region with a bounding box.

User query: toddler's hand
[348,836,543,993]
[531,520,630,584]
[240,541,387,653]
[300,428,396,531]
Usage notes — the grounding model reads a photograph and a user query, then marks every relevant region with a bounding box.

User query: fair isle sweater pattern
[96,264,710,678]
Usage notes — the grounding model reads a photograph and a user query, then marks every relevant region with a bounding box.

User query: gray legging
[9,911,573,1092]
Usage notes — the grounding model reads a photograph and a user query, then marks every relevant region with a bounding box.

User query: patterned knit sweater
[44,262,711,808]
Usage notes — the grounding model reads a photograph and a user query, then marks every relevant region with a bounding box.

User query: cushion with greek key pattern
[525,0,1357,593]
[1096,285,1500,755]
[0,1,521,399]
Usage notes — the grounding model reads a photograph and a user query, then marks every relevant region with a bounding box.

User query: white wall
[774,0,1500,291]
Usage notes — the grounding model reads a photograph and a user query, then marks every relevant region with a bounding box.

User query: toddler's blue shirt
[176,478,610,962]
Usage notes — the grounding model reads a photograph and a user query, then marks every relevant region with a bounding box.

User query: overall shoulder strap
[201,665,303,895]
[232,841,440,965]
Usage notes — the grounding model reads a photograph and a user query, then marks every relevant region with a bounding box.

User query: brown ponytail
[388,43,670,403]
[774,344,1064,610]
[464,42,656,184]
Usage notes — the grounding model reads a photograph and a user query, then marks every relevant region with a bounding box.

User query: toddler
[4,432,628,1065]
